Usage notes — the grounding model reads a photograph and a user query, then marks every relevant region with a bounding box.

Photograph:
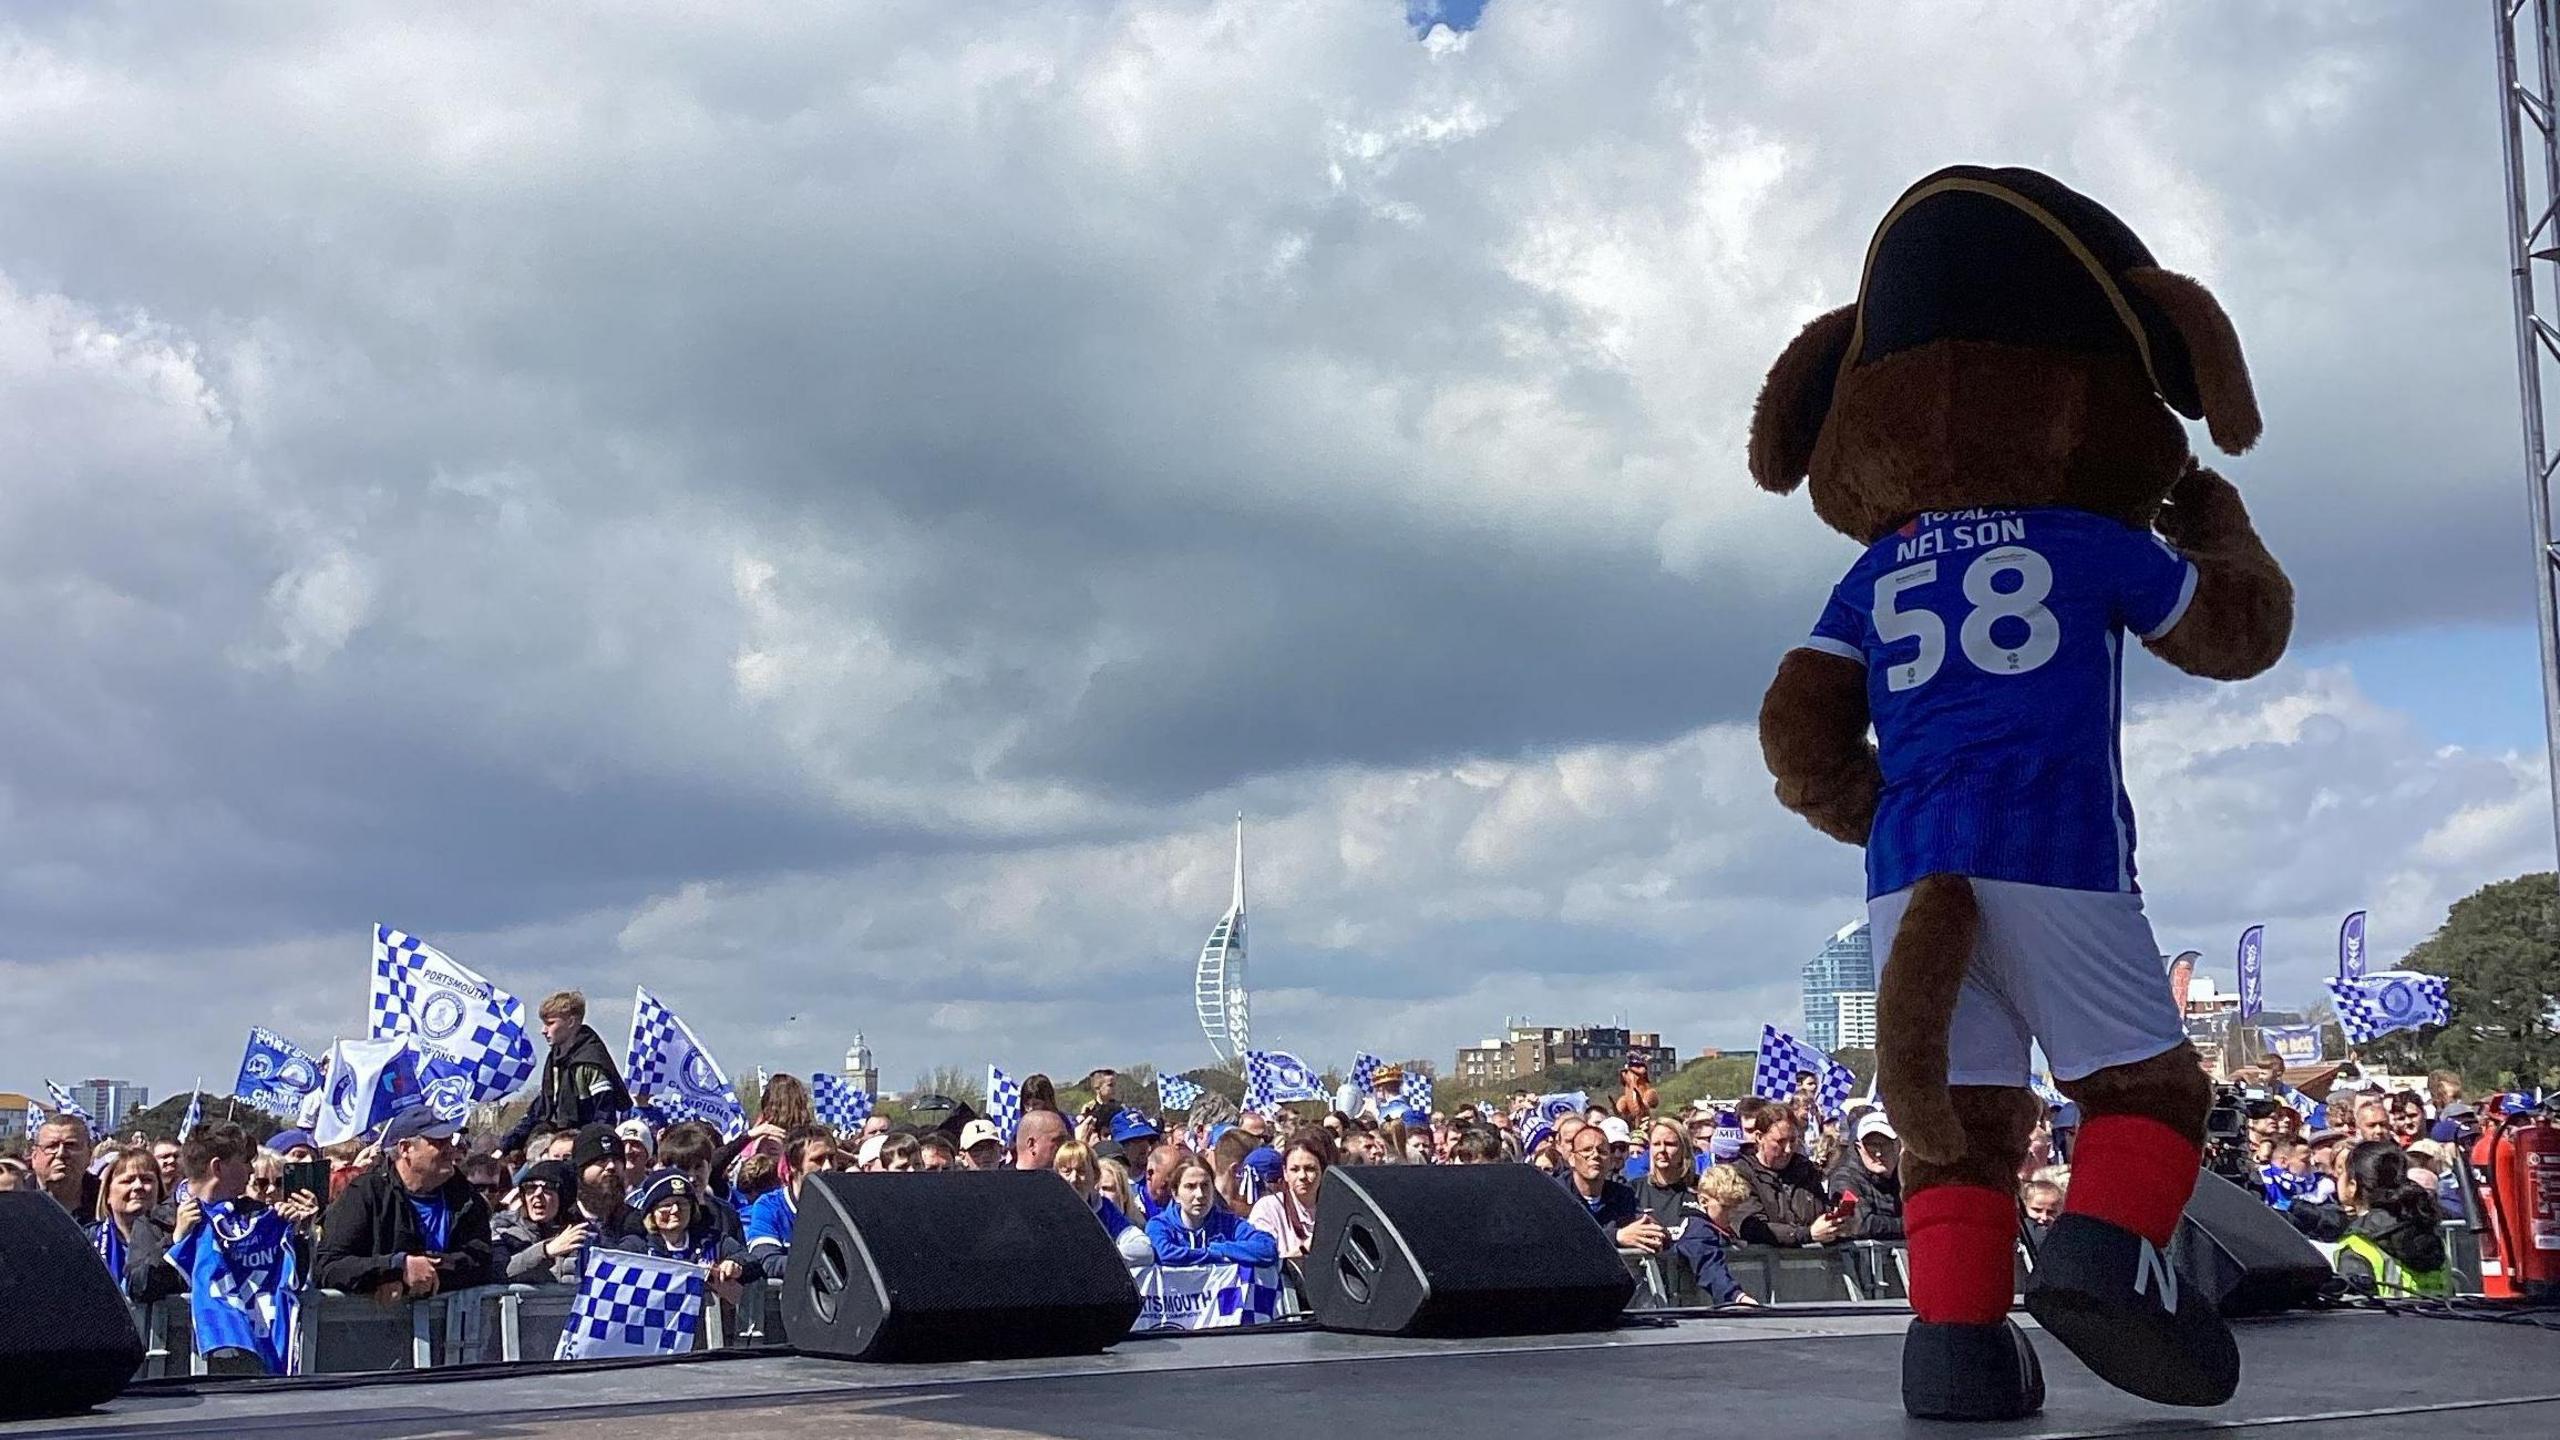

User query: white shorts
[1866,877,2187,1088]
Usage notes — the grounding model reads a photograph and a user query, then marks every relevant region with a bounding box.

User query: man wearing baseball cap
[1827,1112,1907,1241]
[315,1108,493,1302]
[958,1119,1005,1170]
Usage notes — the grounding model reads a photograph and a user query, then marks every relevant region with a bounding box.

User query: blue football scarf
[93,1221,127,1293]
[167,1200,301,1375]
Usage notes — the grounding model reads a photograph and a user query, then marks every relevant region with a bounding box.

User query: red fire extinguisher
[2472,1096,2560,1303]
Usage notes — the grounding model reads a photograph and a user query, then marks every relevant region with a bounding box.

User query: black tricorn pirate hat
[1748,164,2261,494]
[1846,166,2200,415]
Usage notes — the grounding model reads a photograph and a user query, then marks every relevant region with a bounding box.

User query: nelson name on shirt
[1892,510,2031,563]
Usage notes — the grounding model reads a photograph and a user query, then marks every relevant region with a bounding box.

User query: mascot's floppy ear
[2121,266,2261,457]
[1747,304,1856,494]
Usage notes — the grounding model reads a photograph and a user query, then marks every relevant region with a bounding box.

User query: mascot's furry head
[1750,165,2261,548]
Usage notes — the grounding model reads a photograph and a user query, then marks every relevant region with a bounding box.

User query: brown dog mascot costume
[1749,167,2292,1420]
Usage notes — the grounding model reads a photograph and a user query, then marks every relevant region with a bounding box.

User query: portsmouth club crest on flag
[624,987,746,1141]
[2327,971,2451,1045]
[1242,1050,1325,1114]
[370,925,537,1102]
[234,1029,324,1116]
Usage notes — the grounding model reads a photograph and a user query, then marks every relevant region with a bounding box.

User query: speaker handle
[1325,1169,1437,1313]
[807,1231,851,1326]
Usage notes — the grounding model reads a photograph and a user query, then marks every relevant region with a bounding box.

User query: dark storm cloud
[1,2,2546,1087]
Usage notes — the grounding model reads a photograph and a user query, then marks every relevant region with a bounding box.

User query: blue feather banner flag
[2237,925,2265,1020]
[2338,911,2368,981]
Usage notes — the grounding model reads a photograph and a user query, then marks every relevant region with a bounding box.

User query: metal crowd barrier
[128,1263,1324,1379]
[1616,1240,2050,1309]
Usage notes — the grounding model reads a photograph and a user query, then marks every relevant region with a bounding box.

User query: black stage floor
[17,1307,2558,1440]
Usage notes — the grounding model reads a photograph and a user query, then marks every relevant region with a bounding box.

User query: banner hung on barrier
[2256,1023,2326,1067]
[1133,1263,1284,1331]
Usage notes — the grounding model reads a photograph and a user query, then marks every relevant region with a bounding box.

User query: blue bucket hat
[1110,1110,1161,1143]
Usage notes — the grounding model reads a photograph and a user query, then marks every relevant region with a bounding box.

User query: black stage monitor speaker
[0,1192,143,1418]
[1304,1164,1635,1337]
[2172,1172,2336,1315]
[782,1170,1141,1361]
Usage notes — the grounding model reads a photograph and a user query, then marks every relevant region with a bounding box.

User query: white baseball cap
[1854,1112,1899,1146]
[855,1133,887,1167]
[958,1119,1002,1150]
[614,1118,657,1147]
[1598,1117,1633,1145]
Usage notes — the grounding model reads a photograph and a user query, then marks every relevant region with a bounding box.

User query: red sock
[2066,1114,2201,1247]
[1907,1185,2016,1325]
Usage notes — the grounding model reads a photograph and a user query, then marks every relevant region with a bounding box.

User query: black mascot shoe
[2023,1213,2239,1407]
[1902,1317,2045,1421]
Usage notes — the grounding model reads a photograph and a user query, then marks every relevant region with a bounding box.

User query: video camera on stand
[2201,1083,2275,1187]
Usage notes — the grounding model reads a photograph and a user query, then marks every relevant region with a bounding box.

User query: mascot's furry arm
[1759,650,1880,847]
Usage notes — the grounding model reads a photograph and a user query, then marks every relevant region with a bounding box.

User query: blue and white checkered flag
[555,1248,704,1360]
[43,1080,93,1125]
[1402,1071,1433,1116]
[1243,1050,1325,1114]
[1216,1266,1286,1326]
[233,1028,323,1116]
[1752,1024,1857,1118]
[811,1072,872,1133]
[370,925,537,1102]
[2327,970,2451,1045]
[1349,1052,1387,1097]
[178,1082,203,1144]
[988,1066,1023,1143]
[624,987,746,1141]
[1157,1072,1204,1110]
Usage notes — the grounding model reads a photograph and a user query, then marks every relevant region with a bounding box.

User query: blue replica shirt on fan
[1804,507,2197,899]
[744,1187,796,1257]
[165,1200,302,1375]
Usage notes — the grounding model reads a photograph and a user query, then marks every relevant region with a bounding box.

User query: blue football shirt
[1803,507,2196,899]
[166,1201,301,1375]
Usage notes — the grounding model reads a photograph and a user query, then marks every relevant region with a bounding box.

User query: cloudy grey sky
[4,1,2552,1103]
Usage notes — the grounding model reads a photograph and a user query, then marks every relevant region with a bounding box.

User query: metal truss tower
[2492,0,2560,860]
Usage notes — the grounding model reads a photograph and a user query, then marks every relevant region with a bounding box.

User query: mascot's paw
[2023,1215,2238,1408]
[1902,1318,2044,1421]
[2154,464,2249,551]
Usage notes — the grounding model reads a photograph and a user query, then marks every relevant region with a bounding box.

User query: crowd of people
[0,992,2494,1373]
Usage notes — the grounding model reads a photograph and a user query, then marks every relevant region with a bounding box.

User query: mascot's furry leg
[2029,1045,2234,1406]
[1877,875,2045,1421]
[1880,873,2236,1414]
